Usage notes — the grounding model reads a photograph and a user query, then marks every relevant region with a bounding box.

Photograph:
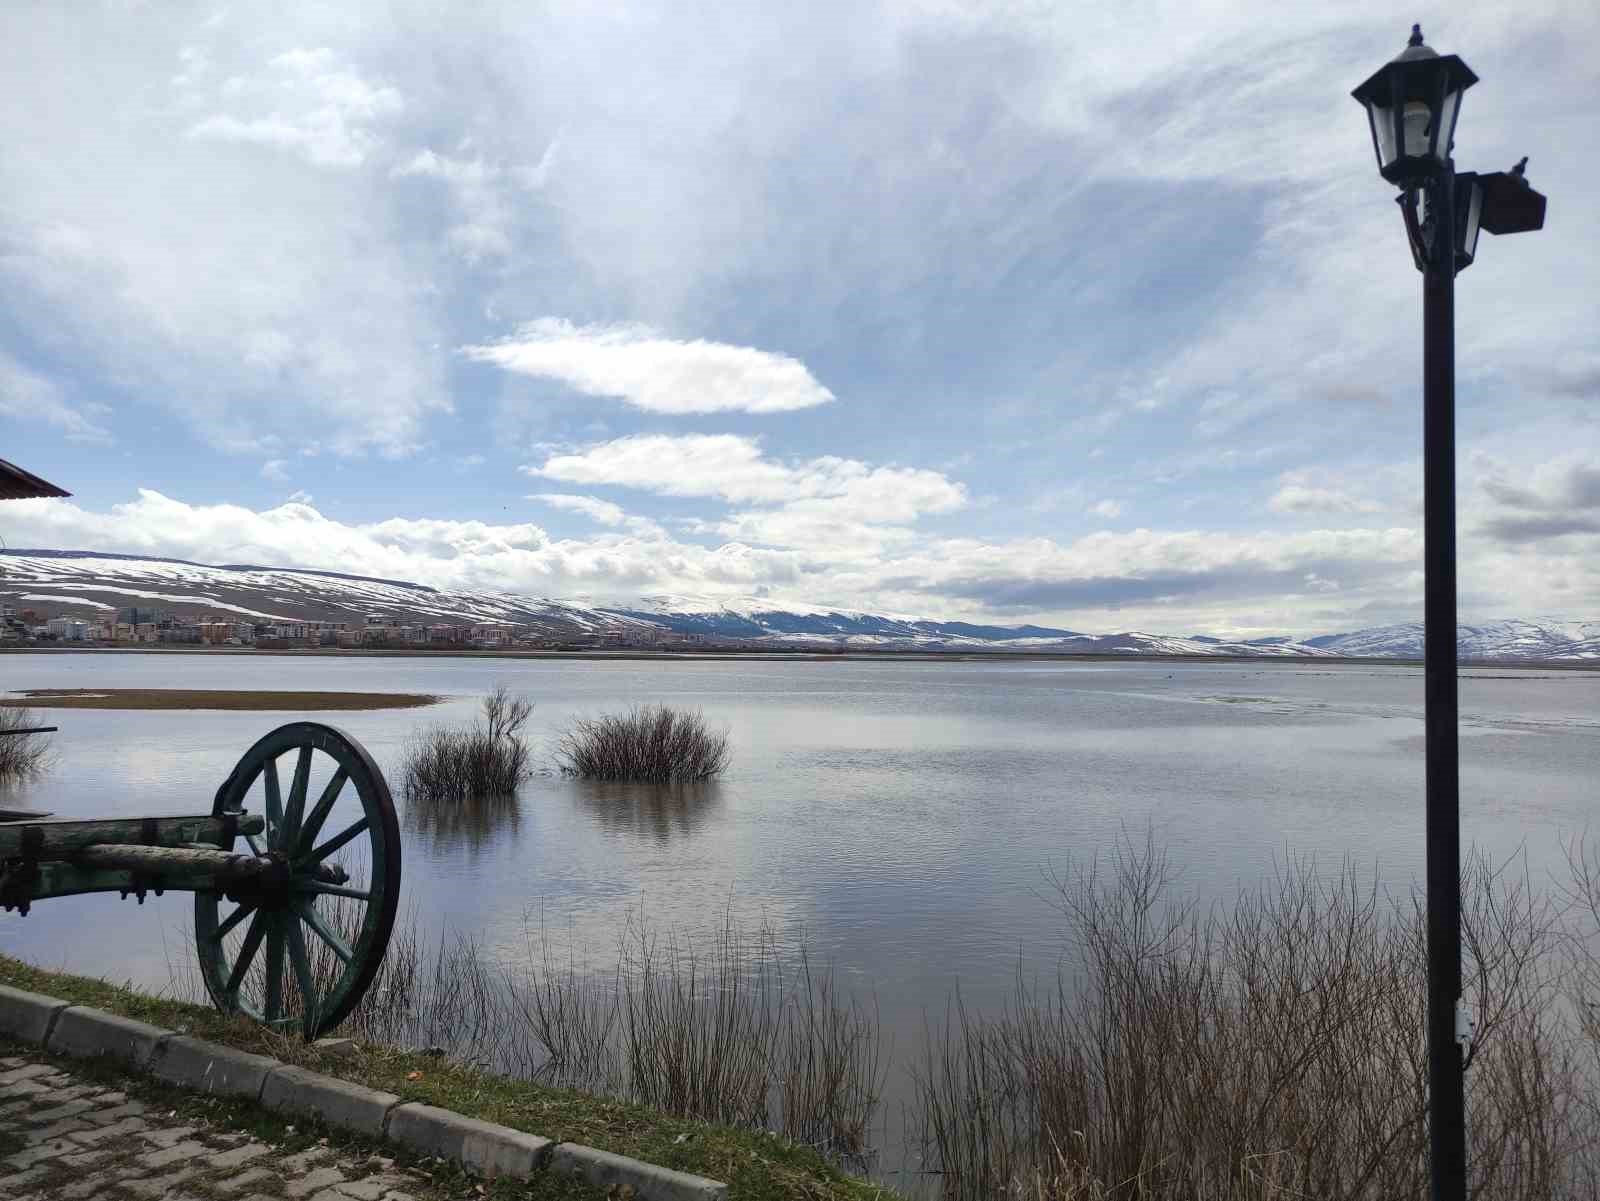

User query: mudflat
[0,687,441,710]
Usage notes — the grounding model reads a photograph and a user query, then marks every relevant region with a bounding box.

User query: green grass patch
[0,955,900,1201]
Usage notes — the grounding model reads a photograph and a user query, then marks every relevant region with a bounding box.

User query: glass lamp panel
[1368,99,1398,168]
[1462,178,1483,260]
[1402,101,1433,158]
[1436,89,1462,159]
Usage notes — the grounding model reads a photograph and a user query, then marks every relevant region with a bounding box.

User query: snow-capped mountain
[0,550,1594,660]
[1306,619,1600,661]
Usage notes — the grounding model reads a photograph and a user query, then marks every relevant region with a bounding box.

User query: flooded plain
[2,650,1596,1175]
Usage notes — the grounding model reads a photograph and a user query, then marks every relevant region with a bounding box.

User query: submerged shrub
[402,684,532,802]
[0,706,54,782]
[556,704,729,782]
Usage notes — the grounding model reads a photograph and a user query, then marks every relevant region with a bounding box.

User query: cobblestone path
[0,1053,425,1201]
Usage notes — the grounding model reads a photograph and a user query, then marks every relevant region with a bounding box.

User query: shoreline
[1,644,1596,671]
[0,687,442,711]
[0,954,896,1201]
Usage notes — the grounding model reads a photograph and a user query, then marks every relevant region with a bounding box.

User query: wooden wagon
[2,458,401,1038]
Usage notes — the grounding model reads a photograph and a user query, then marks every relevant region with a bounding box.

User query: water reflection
[570,778,723,842]
[403,791,523,858]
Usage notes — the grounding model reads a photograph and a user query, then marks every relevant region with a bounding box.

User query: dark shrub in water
[402,684,532,801]
[0,706,53,782]
[556,704,728,782]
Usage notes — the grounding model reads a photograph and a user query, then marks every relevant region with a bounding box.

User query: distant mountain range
[1,549,1596,661]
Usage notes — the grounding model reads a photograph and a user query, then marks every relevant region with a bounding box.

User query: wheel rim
[195,722,401,1039]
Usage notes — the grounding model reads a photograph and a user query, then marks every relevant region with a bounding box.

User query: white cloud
[1089,499,1121,519]
[0,489,801,601]
[1268,484,1384,515]
[530,434,964,512]
[0,18,447,460]
[464,320,835,414]
[531,493,627,526]
[187,47,403,168]
[4,487,1596,636]
[391,144,556,262]
[0,349,111,444]
[260,459,289,482]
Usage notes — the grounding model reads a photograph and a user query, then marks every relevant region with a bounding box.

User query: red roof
[0,458,71,500]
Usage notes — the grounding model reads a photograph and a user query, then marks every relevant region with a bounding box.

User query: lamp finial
[1408,24,1425,47]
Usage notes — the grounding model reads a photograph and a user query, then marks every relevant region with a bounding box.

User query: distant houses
[0,599,704,651]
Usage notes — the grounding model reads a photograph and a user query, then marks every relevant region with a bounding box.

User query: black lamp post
[1351,24,1546,1200]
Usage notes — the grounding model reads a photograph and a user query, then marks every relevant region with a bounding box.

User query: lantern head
[1352,25,1477,187]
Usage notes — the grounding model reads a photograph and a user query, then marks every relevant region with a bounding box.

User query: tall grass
[0,706,53,782]
[402,684,532,801]
[154,827,1600,1193]
[199,902,887,1163]
[911,830,1594,1200]
[512,910,885,1164]
[556,704,729,782]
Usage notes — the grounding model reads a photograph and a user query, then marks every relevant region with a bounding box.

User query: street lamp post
[1351,24,1547,1201]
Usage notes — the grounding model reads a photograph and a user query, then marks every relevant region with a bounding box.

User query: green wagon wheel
[194,722,401,1039]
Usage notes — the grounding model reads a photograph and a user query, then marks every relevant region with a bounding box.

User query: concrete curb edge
[0,986,728,1201]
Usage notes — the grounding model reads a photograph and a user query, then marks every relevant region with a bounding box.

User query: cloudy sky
[1,1,1595,637]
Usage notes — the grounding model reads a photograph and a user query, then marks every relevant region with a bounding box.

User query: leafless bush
[556,704,728,782]
[402,684,532,801]
[912,830,1583,1200]
[0,706,53,781]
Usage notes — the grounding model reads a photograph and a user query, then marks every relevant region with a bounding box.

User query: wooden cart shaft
[0,813,265,857]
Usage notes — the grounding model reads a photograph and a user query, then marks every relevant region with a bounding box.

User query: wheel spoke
[305,816,369,865]
[263,757,284,849]
[283,746,313,850]
[285,916,320,1033]
[295,881,371,901]
[225,910,268,996]
[211,900,257,943]
[295,901,354,965]
[264,917,286,1023]
[296,768,349,856]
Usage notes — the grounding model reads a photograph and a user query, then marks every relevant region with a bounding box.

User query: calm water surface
[3,651,1596,1165]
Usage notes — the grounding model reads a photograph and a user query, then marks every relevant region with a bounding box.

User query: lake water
[3,651,1597,1171]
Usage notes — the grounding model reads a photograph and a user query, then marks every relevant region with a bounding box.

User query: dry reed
[911,829,1593,1200]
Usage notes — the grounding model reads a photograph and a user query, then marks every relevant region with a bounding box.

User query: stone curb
[0,983,70,1045]
[0,987,728,1201]
[151,1034,279,1100]
[260,1064,401,1138]
[552,1142,729,1201]
[388,1102,552,1179]
[48,1006,169,1069]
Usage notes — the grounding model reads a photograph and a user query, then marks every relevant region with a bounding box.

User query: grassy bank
[0,954,899,1201]
[1,687,441,710]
